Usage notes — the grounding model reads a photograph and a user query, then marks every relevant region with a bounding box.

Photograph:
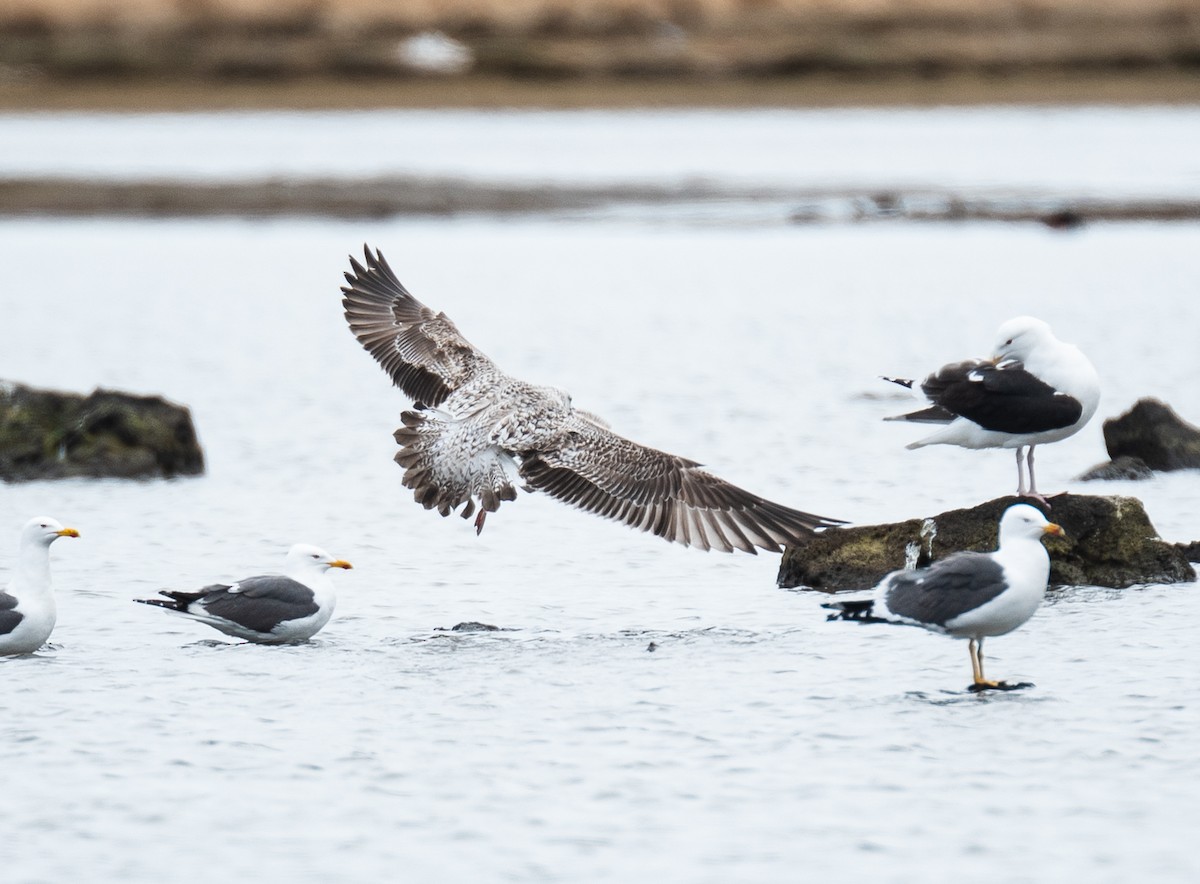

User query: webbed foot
[968,680,1034,693]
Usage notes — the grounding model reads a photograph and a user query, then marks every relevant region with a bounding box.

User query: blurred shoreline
[3,70,1200,112]
[4,2,1198,218]
[3,176,1199,224]
[3,0,1199,112]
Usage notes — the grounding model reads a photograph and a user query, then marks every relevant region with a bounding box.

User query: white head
[284,543,353,574]
[997,504,1065,545]
[992,316,1056,363]
[20,516,80,548]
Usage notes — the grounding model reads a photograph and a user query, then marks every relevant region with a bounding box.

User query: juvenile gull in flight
[0,516,79,656]
[885,316,1100,503]
[135,544,352,644]
[824,504,1063,691]
[342,245,843,553]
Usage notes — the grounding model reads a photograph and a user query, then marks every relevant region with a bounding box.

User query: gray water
[2,108,1199,883]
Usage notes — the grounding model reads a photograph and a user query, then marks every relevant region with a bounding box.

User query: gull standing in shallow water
[341,245,844,553]
[0,516,80,656]
[885,316,1100,504]
[823,504,1064,691]
[135,544,352,644]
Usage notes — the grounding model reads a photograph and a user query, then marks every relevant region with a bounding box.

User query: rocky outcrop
[777,494,1195,592]
[1103,398,1200,471]
[0,382,204,480]
[1079,399,1200,481]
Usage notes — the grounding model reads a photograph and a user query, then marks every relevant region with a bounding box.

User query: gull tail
[880,374,956,429]
[134,589,207,612]
[394,408,519,526]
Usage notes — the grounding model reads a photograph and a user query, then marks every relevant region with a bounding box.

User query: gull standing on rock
[885,316,1100,504]
[823,504,1064,691]
[135,544,352,644]
[0,516,80,656]
[341,245,844,553]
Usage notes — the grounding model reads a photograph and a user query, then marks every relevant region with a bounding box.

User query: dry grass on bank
[3,0,1197,32]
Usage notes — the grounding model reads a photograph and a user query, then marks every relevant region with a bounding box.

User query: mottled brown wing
[341,245,496,407]
[519,414,844,554]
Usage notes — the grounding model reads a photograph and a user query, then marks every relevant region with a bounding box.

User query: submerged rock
[778,494,1195,592]
[447,621,500,632]
[1076,455,1156,482]
[434,621,515,633]
[1084,398,1200,477]
[0,381,204,481]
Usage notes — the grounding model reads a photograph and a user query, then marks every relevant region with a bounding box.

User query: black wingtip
[822,599,878,622]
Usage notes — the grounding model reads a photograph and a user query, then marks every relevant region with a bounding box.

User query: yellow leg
[969,638,1004,690]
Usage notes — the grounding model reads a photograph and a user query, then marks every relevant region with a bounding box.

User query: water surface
[2,108,1199,883]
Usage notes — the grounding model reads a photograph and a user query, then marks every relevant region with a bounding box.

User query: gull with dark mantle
[135,544,352,644]
[885,316,1100,504]
[823,504,1064,691]
[0,516,80,656]
[341,245,843,553]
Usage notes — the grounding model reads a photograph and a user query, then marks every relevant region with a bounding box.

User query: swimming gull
[135,544,352,644]
[0,516,80,656]
[823,503,1064,691]
[884,316,1100,504]
[342,245,844,553]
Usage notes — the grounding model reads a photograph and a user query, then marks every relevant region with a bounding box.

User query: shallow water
[2,108,1199,882]
[3,105,1200,198]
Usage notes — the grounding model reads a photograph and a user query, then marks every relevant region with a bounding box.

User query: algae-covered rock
[778,494,1195,592]
[0,381,204,481]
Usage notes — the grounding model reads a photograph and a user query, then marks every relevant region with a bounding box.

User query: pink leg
[1021,446,1049,506]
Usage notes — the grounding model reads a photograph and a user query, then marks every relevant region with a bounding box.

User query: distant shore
[3,175,1198,225]
[3,70,1200,113]
[2,0,1199,112]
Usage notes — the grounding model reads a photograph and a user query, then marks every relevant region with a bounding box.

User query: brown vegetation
[1,0,1198,94]
[3,1,1196,34]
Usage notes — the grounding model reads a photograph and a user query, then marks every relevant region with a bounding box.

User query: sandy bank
[1,1,1198,110]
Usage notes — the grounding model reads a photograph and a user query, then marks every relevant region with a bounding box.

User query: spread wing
[518,414,844,554]
[341,245,497,407]
[882,552,1008,627]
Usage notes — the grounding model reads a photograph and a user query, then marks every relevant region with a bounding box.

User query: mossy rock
[778,494,1195,592]
[0,381,204,481]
